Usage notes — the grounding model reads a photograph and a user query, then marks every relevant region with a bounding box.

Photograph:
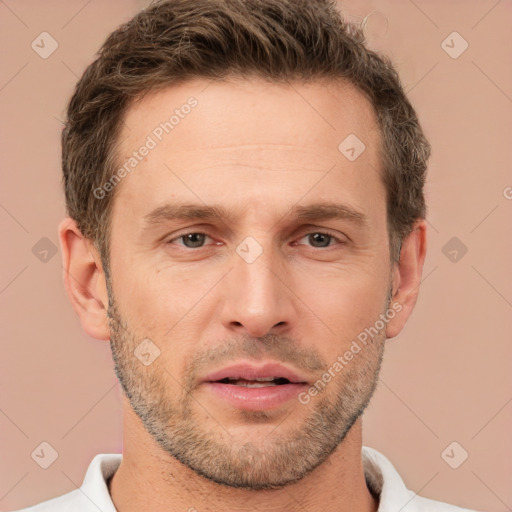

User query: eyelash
[167,230,346,249]
[296,231,346,248]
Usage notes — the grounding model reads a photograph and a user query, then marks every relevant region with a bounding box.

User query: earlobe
[58,217,110,341]
[385,220,427,339]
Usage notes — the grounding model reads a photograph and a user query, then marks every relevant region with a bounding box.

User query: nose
[220,243,296,338]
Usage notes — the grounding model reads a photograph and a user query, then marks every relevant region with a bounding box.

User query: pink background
[1,1,511,510]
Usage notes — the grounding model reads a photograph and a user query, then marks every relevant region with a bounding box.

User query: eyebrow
[291,202,367,225]
[143,203,237,226]
[142,201,368,228]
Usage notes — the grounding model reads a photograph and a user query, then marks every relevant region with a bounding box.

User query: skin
[59,77,427,512]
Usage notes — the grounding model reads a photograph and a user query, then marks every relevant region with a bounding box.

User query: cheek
[112,265,218,361]
[115,259,201,314]
[292,263,390,350]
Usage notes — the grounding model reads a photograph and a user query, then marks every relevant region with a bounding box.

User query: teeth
[221,377,291,387]
[215,377,292,386]
[229,377,277,382]
[236,381,278,388]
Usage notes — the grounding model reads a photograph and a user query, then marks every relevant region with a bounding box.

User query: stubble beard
[107,293,386,490]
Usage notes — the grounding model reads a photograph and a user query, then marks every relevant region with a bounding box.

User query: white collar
[36,447,474,511]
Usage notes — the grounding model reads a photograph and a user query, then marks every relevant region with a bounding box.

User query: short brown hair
[62,0,430,270]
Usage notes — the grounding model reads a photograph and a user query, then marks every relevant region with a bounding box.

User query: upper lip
[202,361,309,384]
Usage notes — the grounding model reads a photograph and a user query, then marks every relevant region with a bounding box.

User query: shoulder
[9,489,93,512]
[10,453,121,512]
[410,494,479,512]
[362,446,481,512]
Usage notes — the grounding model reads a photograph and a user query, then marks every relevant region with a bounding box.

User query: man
[14,0,479,510]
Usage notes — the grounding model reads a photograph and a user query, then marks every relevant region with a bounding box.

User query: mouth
[215,376,294,387]
[201,362,309,410]
[203,361,308,386]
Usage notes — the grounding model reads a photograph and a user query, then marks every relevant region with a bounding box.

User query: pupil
[184,233,205,248]
[309,233,330,247]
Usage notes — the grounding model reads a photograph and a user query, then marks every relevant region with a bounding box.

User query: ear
[58,217,110,341]
[386,220,427,339]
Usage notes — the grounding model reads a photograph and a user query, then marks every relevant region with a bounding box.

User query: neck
[109,404,378,512]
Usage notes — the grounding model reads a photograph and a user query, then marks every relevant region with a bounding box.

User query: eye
[297,231,344,248]
[169,232,213,248]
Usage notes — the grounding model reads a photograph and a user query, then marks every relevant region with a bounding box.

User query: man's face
[106,78,394,489]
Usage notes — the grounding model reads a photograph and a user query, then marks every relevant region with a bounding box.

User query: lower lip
[203,382,308,410]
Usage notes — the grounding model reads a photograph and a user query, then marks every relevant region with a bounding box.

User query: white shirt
[13,447,478,511]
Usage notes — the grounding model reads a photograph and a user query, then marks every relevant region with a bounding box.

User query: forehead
[111,77,384,223]
[119,77,379,153]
